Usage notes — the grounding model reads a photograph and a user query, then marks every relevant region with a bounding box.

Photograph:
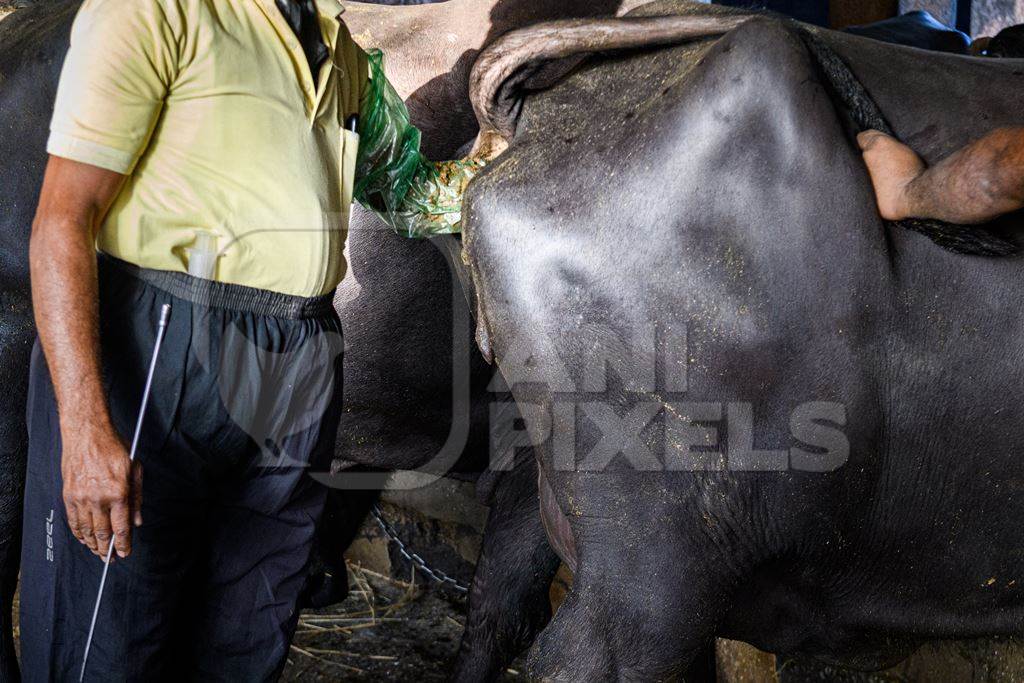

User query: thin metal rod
[79,303,172,682]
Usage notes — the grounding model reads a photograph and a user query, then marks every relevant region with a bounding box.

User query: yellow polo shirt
[47,0,368,297]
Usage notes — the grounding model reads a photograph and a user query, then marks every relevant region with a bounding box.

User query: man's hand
[857,130,926,221]
[61,422,142,559]
[858,127,1024,225]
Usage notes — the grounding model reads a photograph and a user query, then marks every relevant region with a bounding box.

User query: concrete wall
[972,0,1024,36]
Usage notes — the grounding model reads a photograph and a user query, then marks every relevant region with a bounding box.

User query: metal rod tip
[158,303,171,327]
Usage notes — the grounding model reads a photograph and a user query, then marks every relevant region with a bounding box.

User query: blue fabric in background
[845,10,971,53]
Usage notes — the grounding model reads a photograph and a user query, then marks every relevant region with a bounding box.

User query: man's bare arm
[30,156,142,560]
[858,127,1024,225]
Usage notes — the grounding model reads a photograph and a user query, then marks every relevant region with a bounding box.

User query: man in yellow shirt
[21,0,477,678]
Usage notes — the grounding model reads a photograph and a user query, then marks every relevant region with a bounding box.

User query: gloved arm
[354,49,485,238]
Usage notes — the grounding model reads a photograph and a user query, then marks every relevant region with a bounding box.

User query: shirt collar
[314,0,343,51]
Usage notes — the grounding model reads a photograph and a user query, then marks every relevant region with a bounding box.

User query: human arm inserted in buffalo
[353,49,486,238]
[858,127,1024,225]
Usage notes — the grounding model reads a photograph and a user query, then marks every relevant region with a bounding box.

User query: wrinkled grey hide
[463,1,1024,679]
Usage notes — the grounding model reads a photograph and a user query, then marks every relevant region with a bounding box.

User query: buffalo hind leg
[526,537,733,682]
[301,482,381,610]
[451,455,561,682]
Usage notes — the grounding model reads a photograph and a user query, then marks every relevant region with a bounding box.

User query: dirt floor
[12,562,520,682]
[282,564,522,682]
[8,565,520,679]
[13,569,1024,683]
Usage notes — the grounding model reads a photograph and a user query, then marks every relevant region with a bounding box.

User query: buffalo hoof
[299,563,350,610]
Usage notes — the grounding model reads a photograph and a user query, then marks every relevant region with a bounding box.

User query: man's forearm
[903,127,1024,224]
[30,213,110,436]
[30,157,143,558]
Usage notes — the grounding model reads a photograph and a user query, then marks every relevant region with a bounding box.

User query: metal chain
[369,503,470,594]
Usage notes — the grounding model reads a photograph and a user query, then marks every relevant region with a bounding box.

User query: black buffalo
[463,0,1024,679]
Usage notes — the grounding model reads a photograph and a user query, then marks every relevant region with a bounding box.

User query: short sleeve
[47,0,181,175]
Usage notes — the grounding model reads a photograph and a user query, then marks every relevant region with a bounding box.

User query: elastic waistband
[99,253,337,320]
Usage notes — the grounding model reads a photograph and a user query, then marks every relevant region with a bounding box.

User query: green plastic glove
[353,49,485,238]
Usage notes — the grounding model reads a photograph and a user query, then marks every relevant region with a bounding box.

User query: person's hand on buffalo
[858,127,1024,225]
[857,130,926,221]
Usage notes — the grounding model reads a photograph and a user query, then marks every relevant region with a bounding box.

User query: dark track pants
[20,255,344,682]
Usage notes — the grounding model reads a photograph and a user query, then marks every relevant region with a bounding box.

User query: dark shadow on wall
[485,0,629,44]
[713,0,829,25]
[407,0,633,159]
